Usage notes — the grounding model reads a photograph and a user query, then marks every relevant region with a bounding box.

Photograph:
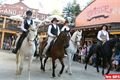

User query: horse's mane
[106,38,119,44]
[55,31,67,45]
[104,38,120,48]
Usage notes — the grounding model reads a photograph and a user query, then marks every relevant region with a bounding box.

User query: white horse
[16,26,37,77]
[66,30,82,75]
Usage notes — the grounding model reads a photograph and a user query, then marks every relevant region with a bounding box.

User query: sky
[1,0,92,14]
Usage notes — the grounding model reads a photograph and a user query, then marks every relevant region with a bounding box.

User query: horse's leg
[102,57,105,75]
[66,53,72,75]
[96,53,100,73]
[19,54,24,75]
[40,56,44,70]
[106,59,112,74]
[85,48,94,70]
[16,52,20,75]
[52,58,56,77]
[58,58,65,77]
[43,56,49,71]
[28,56,33,80]
[28,56,33,71]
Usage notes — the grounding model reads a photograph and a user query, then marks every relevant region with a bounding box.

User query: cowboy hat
[51,18,59,23]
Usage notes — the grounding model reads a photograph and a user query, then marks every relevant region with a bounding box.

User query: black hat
[63,19,69,25]
[51,18,59,23]
[26,10,32,16]
[64,19,69,24]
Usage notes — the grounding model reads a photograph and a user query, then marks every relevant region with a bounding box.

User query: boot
[12,38,23,54]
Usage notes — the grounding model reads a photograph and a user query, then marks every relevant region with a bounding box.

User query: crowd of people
[3,36,16,50]
[73,41,120,72]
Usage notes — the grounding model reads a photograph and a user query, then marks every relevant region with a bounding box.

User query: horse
[39,31,70,77]
[85,38,120,75]
[65,30,82,75]
[16,26,38,77]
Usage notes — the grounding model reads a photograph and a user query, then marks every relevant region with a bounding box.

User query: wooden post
[3,16,6,28]
[0,16,6,49]
[1,32,5,49]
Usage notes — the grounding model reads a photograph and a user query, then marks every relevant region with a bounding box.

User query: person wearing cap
[42,18,60,56]
[61,20,70,32]
[12,10,36,54]
[61,20,71,56]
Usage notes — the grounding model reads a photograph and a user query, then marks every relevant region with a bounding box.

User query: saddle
[42,39,56,56]
[48,40,55,52]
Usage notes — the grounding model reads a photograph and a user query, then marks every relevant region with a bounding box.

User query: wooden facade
[75,0,120,42]
[0,1,49,49]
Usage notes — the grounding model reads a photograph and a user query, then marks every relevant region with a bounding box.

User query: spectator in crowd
[112,42,120,71]
[80,43,87,63]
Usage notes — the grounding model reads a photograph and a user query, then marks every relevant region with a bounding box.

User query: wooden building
[75,0,120,41]
[0,1,49,49]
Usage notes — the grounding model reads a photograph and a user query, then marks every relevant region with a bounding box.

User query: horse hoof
[69,73,72,75]
[105,72,109,75]
[40,67,45,72]
[97,70,99,73]
[58,74,61,77]
[85,66,87,70]
[16,72,21,75]
[43,67,45,72]
[40,66,43,70]
[66,70,68,73]
[52,75,56,78]
[42,69,45,72]
[102,71,104,75]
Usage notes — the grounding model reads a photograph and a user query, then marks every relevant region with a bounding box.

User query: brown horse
[39,31,70,77]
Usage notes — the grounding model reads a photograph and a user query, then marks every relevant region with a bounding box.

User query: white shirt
[61,25,70,31]
[19,19,36,32]
[97,30,109,41]
[47,24,60,37]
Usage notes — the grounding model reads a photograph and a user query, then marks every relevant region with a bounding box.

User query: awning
[76,0,120,27]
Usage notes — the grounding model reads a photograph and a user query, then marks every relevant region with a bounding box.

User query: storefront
[75,0,120,41]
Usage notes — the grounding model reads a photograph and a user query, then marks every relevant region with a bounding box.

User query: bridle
[27,29,36,42]
[71,33,81,44]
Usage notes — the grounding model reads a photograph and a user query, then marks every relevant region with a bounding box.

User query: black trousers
[15,31,28,52]
[34,39,38,57]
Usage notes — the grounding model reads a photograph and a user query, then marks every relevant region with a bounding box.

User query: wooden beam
[1,32,5,49]
[3,16,6,28]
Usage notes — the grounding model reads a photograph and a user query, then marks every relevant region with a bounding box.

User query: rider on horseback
[61,20,71,56]
[97,24,110,46]
[61,20,70,32]
[42,18,60,56]
[12,10,36,54]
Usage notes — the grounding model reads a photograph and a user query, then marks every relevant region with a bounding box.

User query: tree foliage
[63,0,81,17]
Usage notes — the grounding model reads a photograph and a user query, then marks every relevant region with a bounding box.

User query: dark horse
[85,38,120,75]
[39,31,70,77]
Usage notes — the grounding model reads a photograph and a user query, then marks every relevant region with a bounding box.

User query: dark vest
[51,24,58,36]
[24,19,33,30]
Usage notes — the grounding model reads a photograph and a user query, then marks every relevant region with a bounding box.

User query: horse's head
[27,26,38,45]
[106,37,120,48]
[57,31,70,47]
[71,30,82,46]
